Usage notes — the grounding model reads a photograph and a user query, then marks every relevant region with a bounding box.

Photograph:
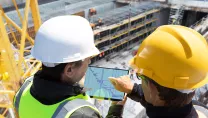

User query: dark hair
[142,75,195,107]
[40,60,83,81]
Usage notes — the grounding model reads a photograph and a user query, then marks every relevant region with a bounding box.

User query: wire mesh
[5,0,160,31]
[5,0,87,27]
[5,0,115,28]
[90,1,161,26]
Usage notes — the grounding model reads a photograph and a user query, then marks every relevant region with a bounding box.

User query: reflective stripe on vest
[52,99,101,118]
[14,76,33,113]
[14,77,101,118]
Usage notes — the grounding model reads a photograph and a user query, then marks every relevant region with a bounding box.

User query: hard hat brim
[191,74,208,89]
[129,56,137,70]
[31,46,100,63]
[129,56,208,89]
[90,46,100,57]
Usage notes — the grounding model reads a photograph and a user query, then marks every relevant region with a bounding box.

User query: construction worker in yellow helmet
[109,25,208,118]
[14,15,126,118]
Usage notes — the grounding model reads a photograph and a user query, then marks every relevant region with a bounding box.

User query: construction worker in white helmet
[109,25,208,118]
[14,15,126,118]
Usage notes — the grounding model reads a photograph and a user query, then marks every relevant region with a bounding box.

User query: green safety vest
[14,77,101,118]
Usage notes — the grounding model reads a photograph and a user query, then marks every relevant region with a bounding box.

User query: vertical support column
[30,0,42,33]
[0,11,21,91]
[185,11,197,27]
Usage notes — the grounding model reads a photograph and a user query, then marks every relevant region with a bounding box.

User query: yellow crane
[0,0,41,117]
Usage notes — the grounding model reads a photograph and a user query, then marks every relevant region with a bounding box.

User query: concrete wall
[0,0,24,7]
[168,0,208,9]
[157,8,170,26]
[183,11,197,27]
[115,2,127,8]
[3,0,58,12]
[0,0,54,7]
[182,10,208,27]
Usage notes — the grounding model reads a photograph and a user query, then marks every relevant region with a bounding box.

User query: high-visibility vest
[14,77,101,118]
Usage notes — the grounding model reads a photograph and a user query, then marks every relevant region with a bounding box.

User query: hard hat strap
[42,59,86,67]
[176,89,195,94]
[137,73,195,94]
[42,62,60,67]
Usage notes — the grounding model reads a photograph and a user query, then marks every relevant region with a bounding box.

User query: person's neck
[61,75,78,85]
[152,100,165,106]
[150,96,165,106]
[145,101,193,118]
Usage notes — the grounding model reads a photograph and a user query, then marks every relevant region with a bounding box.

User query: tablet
[84,66,129,101]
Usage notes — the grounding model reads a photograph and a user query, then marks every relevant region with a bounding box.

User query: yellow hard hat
[130,25,208,90]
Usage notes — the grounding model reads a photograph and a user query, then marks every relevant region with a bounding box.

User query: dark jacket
[127,83,208,118]
[30,71,124,118]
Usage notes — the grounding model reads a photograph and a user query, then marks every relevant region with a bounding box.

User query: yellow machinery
[0,0,41,117]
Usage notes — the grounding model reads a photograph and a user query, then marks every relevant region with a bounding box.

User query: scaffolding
[168,5,185,25]
[6,0,114,28]
[1,0,24,8]
[190,14,208,38]
[91,1,160,26]
[5,0,116,57]
[4,0,161,65]
[90,1,160,64]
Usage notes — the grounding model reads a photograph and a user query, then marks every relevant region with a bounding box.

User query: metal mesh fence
[5,0,114,27]
[90,1,161,26]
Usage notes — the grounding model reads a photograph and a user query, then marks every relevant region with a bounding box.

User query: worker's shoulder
[16,75,33,94]
[191,101,208,118]
[53,99,101,118]
[193,105,208,118]
[70,105,101,118]
[20,75,34,85]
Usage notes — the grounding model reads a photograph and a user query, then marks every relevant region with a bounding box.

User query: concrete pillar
[185,11,197,26]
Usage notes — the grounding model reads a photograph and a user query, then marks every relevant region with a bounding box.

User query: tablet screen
[84,66,128,100]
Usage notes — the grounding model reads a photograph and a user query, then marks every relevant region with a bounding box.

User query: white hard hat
[31,15,100,67]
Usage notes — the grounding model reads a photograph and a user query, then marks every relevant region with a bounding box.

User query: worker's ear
[148,81,156,91]
[63,63,74,78]
[148,81,158,98]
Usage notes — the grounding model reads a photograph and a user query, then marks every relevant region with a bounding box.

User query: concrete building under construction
[4,0,208,62]
[5,0,162,61]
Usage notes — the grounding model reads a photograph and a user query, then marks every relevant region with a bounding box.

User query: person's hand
[109,76,134,94]
[111,94,127,106]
